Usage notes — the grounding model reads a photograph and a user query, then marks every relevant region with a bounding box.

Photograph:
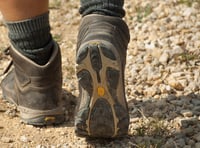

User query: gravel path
[0,0,200,147]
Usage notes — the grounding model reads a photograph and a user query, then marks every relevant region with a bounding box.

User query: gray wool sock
[80,0,125,18]
[6,12,53,65]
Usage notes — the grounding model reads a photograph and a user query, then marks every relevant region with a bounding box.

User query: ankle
[6,12,53,65]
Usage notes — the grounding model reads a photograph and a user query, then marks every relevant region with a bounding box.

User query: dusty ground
[0,0,200,147]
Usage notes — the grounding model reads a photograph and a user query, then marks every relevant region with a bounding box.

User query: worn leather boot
[1,42,65,125]
[75,14,130,138]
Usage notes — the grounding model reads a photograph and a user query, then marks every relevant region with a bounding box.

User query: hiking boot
[1,42,65,125]
[75,14,130,138]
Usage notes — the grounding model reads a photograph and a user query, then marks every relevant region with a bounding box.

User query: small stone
[1,137,12,143]
[60,131,66,136]
[145,42,156,50]
[177,117,198,128]
[187,82,199,92]
[192,99,200,106]
[143,55,152,63]
[160,84,171,93]
[155,99,166,107]
[188,139,195,146]
[151,48,162,58]
[164,139,175,148]
[171,16,183,22]
[195,143,200,148]
[170,100,183,106]
[183,8,195,17]
[176,138,186,148]
[143,87,159,97]
[153,111,163,118]
[36,145,46,148]
[192,2,200,9]
[174,133,185,139]
[62,144,69,148]
[183,127,194,136]
[194,133,200,142]
[135,136,144,144]
[168,79,184,91]
[159,52,169,65]
[180,110,193,117]
[20,135,29,143]
[130,118,140,123]
[171,45,183,57]
[4,109,17,118]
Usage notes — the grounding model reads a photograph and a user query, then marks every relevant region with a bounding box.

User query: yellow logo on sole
[45,117,55,122]
[98,87,105,96]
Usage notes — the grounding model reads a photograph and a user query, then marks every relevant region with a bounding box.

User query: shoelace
[0,47,13,76]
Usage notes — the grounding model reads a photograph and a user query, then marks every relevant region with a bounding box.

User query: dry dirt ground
[0,0,200,147]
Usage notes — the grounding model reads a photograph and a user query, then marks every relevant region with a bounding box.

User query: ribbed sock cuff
[79,0,125,18]
[6,12,53,65]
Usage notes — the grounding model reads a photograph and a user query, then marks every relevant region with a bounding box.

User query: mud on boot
[75,14,130,138]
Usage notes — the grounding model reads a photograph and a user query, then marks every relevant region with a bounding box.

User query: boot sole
[19,105,65,126]
[75,41,129,138]
[2,95,65,126]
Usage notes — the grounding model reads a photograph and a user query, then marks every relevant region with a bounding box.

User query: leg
[0,0,65,125]
[75,0,130,138]
[0,0,48,21]
[0,0,52,65]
